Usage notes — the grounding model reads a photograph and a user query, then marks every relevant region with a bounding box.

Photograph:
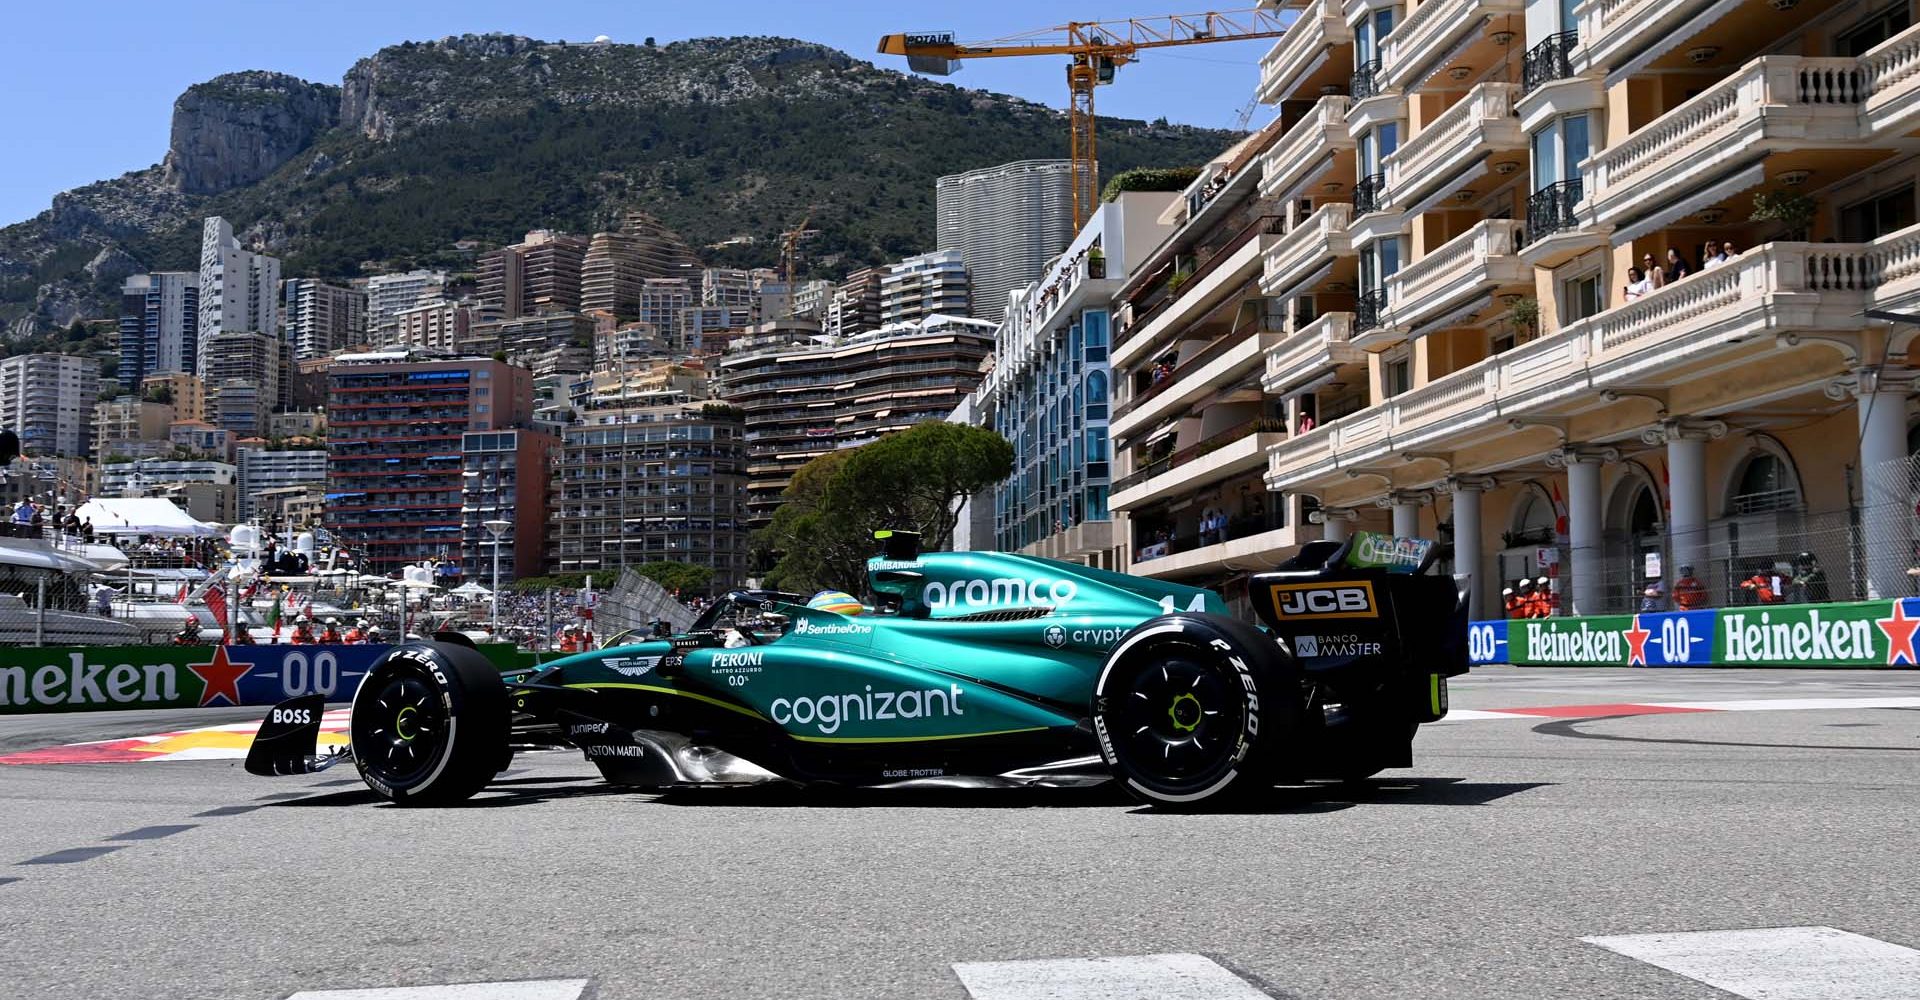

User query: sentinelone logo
[771,683,965,735]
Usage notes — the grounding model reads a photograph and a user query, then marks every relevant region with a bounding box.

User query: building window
[1840,185,1916,242]
[1839,3,1912,56]
[1382,351,1412,398]
[1085,370,1109,421]
[1561,270,1604,323]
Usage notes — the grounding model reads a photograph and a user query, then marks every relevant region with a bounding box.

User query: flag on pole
[267,592,284,641]
[175,582,189,604]
[204,585,230,645]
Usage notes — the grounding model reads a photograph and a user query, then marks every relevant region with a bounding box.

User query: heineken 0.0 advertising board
[0,643,538,715]
[1469,598,1920,668]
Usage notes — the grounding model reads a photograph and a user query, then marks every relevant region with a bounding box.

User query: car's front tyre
[1092,613,1298,809]
[349,642,510,806]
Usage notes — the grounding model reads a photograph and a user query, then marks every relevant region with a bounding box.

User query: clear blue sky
[0,1,1282,227]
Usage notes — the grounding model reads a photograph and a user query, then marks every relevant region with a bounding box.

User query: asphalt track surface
[2,666,1918,1000]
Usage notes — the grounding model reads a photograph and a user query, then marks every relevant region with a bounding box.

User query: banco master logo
[771,683,966,735]
[924,576,1079,610]
[1293,634,1384,658]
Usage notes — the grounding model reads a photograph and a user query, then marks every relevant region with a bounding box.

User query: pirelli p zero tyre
[349,642,509,806]
[1093,612,1299,808]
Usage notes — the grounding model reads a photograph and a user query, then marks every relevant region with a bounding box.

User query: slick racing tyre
[1093,612,1299,809]
[350,642,509,806]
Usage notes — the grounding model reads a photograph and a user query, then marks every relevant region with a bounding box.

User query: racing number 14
[1158,594,1210,614]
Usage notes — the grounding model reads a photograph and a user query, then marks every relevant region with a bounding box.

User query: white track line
[1641,697,1920,712]
[953,953,1271,1000]
[1584,926,1920,999]
[284,980,590,1000]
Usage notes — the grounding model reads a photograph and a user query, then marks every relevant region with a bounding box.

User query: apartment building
[718,315,996,524]
[365,270,449,339]
[637,278,696,350]
[118,272,197,387]
[827,267,884,337]
[282,279,366,359]
[881,250,972,325]
[549,400,750,587]
[579,211,700,318]
[94,396,175,459]
[200,330,284,439]
[937,159,1079,322]
[168,420,235,463]
[0,354,100,458]
[141,373,206,423]
[479,230,588,319]
[101,458,238,523]
[962,191,1180,565]
[197,217,280,365]
[236,448,327,521]
[325,353,535,579]
[790,279,837,322]
[1104,116,1298,599]
[392,301,472,354]
[1249,0,1920,618]
[459,429,558,583]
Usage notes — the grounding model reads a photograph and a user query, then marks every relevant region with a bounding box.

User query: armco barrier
[1470,597,1920,667]
[0,643,541,714]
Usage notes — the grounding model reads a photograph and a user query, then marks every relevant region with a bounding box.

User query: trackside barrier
[0,643,540,715]
[1469,598,1920,668]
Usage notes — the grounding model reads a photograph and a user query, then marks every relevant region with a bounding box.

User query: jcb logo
[1270,581,1377,619]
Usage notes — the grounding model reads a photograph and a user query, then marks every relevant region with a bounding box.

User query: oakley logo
[1270,582,1376,619]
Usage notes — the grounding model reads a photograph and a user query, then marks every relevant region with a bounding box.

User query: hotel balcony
[1132,521,1303,581]
[1357,219,1529,351]
[1110,418,1289,513]
[1255,0,1353,106]
[1111,217,1286,369]
[1571,0,1852,81]
[1256,96,1354,204]
[1379,0,1524,93]
[1260,202,1355,300]
[1383,81,1524,215]
[1584,55,1889,237]
[1266,232,1918,495]
[1110,330,1285,443]
[1263,313,1365,396]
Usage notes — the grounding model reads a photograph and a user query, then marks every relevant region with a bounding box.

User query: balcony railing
[1267,228,1920,489]
[1353,173,1387,216]
[1587,55,1871,220]
[1380,0,1524,91]
[1527,179,1584,244]
[1135,508,1289,565]
[1114,329,1250,420]
[1261,202,1354,296]
[1356,289,1389,331]
[1112,417,1287,494]
[1385,218,1528,330]
[1383,81,1521,209]
[1351,59,1384,101]
[1522,31,1579,94]
[1257,96,1352,201]
[1114,215,1285,351]
[1263,313,1361,395]
[1257,0,1351,104]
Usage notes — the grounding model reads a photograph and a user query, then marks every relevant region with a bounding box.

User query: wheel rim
[352,666,449,787]
[1106,644,1246,788]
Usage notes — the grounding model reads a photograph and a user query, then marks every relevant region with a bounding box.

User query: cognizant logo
[771,684,965,735]
[924,577,1078,610]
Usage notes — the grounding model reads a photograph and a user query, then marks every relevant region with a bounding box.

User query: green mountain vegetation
[0,35,1241,333]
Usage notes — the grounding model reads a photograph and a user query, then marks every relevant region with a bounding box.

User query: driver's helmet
[806,590,864,616]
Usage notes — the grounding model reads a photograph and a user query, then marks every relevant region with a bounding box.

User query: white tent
[449,582,492,598]
[73,498,223,537]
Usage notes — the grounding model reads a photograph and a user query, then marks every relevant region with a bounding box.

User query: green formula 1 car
[247,531,1468,808]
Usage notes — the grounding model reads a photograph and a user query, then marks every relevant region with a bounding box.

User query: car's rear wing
[1248,534,1470,682]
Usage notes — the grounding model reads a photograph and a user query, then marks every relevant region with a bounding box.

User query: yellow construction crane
[879,8,1292,227]
[780,206,816,287]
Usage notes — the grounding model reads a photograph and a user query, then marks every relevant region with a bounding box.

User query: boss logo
[270,707,312,725]
[1270,581,1377,619]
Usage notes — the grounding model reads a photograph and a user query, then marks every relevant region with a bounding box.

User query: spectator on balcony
[1739,565,1784,605]
[1640,576,1667,613]
[1664,248,1691,284]
[9,500,31,526]
[1642,254,1665,290]
[1624,267,1654,302]
[1701,242,1728,270]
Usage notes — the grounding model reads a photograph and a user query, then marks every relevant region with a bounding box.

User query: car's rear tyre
[350,642,509,806]
[1093,613,1299,809]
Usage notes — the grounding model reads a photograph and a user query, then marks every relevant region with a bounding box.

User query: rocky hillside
[0,34,1239,334]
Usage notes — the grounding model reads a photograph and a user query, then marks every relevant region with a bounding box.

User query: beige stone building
[1230,0,1920,617]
